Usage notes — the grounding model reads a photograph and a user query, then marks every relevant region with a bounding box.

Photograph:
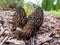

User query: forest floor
[0,11,60,45]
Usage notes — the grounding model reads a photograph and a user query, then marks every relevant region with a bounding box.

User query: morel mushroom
[28,7,44,29]
[22,20,36,39]
[23,7,43,39]
[12,6,27,28]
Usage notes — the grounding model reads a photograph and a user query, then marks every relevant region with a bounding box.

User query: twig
[0,36,9,45]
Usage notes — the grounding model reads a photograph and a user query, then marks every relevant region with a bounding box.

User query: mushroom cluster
[12,6,44,40]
